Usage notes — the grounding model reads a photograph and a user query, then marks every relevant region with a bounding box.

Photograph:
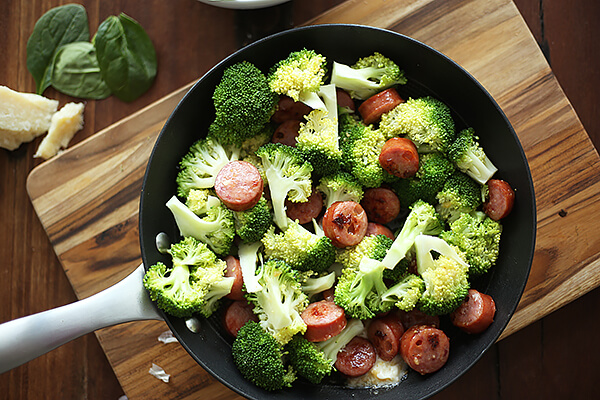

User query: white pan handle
[0,264,162,374]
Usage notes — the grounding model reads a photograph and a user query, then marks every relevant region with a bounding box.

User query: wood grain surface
[2,0,599,399]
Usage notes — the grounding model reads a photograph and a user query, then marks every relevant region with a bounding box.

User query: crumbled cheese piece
[148,363,170,383]
[158,330,178,344]
[34,102,85,159]
[346,355,408,389]
[0,86,58,150]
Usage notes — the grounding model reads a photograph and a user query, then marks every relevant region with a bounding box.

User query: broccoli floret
[446,127,498,184]
[440,211,502,278]
[175,137,240,199]
[381,200,444,270]
[286,318,365,384]
[256,143,313,230]
[239,124,275,158]
[296,84,342,175]
[380,273,425,312]
[233,197,272,244]
[185,189,221,215]
[166,195,235,256]
[143,237,233,318]
[268,48,327,104]
[286,335,334,384]
[317,171,364,209]
[334,257,389,319]
[246,259,309,345]
[335,233,393,270]
[209,61,278,146]
[340,121,389,187]
[379,96,456,152]
[391,151,455,205]
[262,220,336,273]
[330,52,407,100]
[435,171,483,223]
[300,271,336,299]
[414,234,470,316]
[237,241,264,293]
[232,321,296,391]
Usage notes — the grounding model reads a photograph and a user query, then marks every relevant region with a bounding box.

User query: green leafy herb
[26,4,90,95]
[50,42,112,99]
[94,13,158,102]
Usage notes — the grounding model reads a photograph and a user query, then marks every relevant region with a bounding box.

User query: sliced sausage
[272,119,301,147]
[395,309,440,330]
[365,222,395,240]
[271,95,312,123]
[223,300,259,337]
[224,255,244,301]
[336,88,356,113]
[322,201,369,248]
[301,300,347,342]
[450,289,496,334]
[285,187,323,224]
[400,325,450,375]
[367,314,405,361]
[483,179,515,220]
[358,88,404,125]
[214,160,264,211]
[379,137,420,179]
[360,187,401,224]
[334,336,377,377]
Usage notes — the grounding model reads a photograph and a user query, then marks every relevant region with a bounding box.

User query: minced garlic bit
[148,363,170,383]
[158,330,178,344]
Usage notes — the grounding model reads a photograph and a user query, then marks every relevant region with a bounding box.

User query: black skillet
[139,24,536,400]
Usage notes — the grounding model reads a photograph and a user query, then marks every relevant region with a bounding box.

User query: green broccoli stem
[414,234,468,274]
[237,241,263,293]
[166,196,223,237]
[460,147,498,184]
[316,318,365,362]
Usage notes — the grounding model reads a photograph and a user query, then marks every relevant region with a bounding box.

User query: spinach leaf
[26,4,90,95]
[94,13,157,102]
[50,42,112,100]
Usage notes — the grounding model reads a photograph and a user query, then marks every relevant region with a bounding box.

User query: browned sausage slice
[223,300,259,337]
[271,95,312,123]
[224,255,244,301]
[358,88,404,125]
[483,178,515,220]
[334,336,377,377]
[336,88,356,113]
[450,289,496,334]
[360,187,401,224]
[285,187,323,224]
[400,325,450,375]
[301,300,347,342]
[367,314,405,361]
[365,222,395,240]
[395,309,440,330]
[272,119,301,147]
[214,160,263,211]
[322,201,369,248]
[379,137,420,179]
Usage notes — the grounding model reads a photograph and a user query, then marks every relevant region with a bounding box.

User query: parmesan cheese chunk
[34,102,85,159]
[0,86,59,150]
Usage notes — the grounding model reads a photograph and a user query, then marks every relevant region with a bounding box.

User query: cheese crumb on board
[34,102,85,159]
[0,85,59,150]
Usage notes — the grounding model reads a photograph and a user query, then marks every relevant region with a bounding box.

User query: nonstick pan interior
[139,24,536,400]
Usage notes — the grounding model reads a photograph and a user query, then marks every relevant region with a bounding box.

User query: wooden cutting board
[26,0,600,399]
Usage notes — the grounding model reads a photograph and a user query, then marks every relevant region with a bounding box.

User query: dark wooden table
[1,0,598,399]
